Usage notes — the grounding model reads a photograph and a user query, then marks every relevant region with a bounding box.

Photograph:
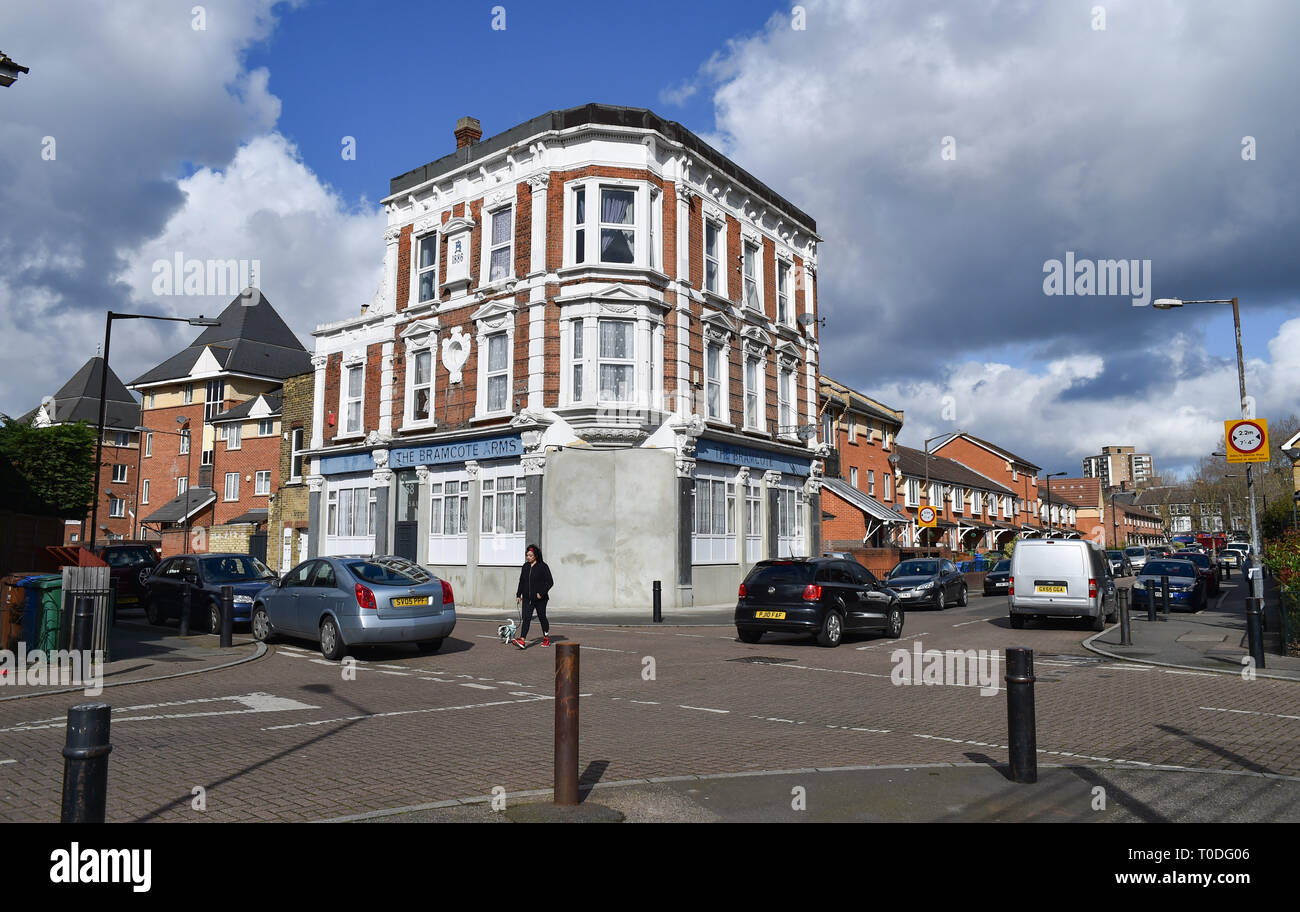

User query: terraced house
[304,105,825,611]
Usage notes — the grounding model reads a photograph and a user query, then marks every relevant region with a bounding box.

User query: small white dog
[497,617,518,643]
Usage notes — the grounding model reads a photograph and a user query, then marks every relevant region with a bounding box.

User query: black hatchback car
[982,560,1012,597]
[144,553,279,632]
[734,558,903,648]
[886,558,968,609]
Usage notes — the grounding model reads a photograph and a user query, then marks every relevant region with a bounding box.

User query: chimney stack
[454,116,482,149]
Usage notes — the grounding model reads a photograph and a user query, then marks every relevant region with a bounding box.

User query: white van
[1009,539,1117,631]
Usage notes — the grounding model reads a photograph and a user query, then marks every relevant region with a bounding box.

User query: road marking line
[1200,706,1300,721]
[1100,664,1150,671]
[679,705,729,714]
[1,693,320,732]
[674,634,705,638]
[1162,670,1216,677]
[373,670,411,677]
[630,700,659,705]
[575,645,635,653]
[459,683,496,690]
[0,759,15,765]
[261,696,548,731]
[951,619,983,628]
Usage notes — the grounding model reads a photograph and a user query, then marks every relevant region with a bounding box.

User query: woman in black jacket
[514,544,554,648]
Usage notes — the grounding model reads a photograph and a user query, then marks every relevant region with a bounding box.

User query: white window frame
[950,486,961,512]
[226,422,242,450]
[325,480,377,551]
[777,363,796,438]
[258,419,274,437]
[144,432,152,457]
[867,469,875,496]
[597,318,637,405]
[884,472,892,501]
[201,448,213,467]
[483,330,511,415]
[482,204,515,286]
[479,467,528,565]
[414,232,439,303]
[704,218,725,296]
[847,418,857,443]
[224,472,240,502]
[929,482,941,506]
[775,482,807,557]
[905,478,920,508]
[742,239,762,311]
[408,346,435,426]
[177,477,188,497]
[179,429,190,455]
[571,185,587,265]
[204,379,224,424]
[566,179,652,268]
[743,353,765,433]
[290,428,305,481]
[972,489,982,515]
[704,336,728,422]
[692,470,737,564]
[776,258,792,326]
[108,496,125,518]
[340,360,364,437]
[850,467,859,488]
[142,479,150,504]
[111,464,128,483]
[428,470,470,565]
[255,470,271,496]
[183,383,193,405]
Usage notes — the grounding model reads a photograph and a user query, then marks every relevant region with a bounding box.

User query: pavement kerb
[0,641,267,702]
[1081,587,1300,683]
[318,761,1300,822]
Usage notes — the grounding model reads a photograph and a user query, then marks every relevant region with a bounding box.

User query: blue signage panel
[389,434,522,469]
[695,439,811,477]
[320,452,376,476]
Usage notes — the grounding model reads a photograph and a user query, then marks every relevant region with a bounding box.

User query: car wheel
[208,601,223,634]
[936,589,945,611]
[1010,614,1026,629]
[137,567,152,587]
[144,598,165,626]
[417,638,444,654]
[251,606,272,643]
[816,611,843,648]
[1090,610,1105,632]
[319,616,346,661]
[958,585,968,607]
[737,629,763,644]
[885,605,904,639]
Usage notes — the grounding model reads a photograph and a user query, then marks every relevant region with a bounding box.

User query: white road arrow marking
[0,693,319,732]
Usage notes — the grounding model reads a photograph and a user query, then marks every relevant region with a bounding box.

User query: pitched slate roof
[894,445,1016,496]
[210,393,283,424]
[142,487,215,524]
[129,289,311,387]
[28,357,141,431]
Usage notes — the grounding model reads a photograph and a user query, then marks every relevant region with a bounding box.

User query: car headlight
[234,595,253,604]
[1133,580,1145,590]
[918,581,935,591]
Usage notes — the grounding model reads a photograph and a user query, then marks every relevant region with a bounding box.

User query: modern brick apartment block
[305,104,824,611]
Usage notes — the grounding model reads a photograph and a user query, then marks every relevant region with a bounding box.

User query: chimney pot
[455,116,483,149]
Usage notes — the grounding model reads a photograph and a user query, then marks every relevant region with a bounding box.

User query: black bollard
[1005,647,1037,783]
[1161,575,1171,616]
[1119,587,1132,646]
[220,585,234,648]
[652,580,662,623]
[179,580,191,637]
[1146,581,1157,622]
[60,703,112,823]
[72,596,95,653]
[554,643,580,806]
[1246,597,1266,670]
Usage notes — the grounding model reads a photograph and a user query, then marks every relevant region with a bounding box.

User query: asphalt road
[2,589,1297,822]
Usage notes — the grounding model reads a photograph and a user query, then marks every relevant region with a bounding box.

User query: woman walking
[514,544,554,649]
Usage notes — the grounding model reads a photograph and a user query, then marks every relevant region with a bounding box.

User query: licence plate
[392,596,430,607]
[1035,585,1066,594]
[996,581,1009,587]
[754,611,786,620]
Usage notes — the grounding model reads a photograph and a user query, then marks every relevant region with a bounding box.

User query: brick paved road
[2,593,1297,822]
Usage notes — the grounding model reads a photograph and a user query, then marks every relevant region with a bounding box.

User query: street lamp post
[1044,472,1066,537]
[1153,297,1262,596]
[1110,491,1119,548]
[87,312,218,549]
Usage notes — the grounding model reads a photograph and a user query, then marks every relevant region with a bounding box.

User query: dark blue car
[144,553,278,632]
[1130,558,1207,612]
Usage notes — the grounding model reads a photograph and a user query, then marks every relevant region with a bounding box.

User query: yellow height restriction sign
[1225,418,1269,463]
[917,505,938,528]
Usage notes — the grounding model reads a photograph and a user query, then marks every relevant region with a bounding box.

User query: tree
[0,416,97,519]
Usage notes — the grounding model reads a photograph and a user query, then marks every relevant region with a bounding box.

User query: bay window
[598,319,634,402]
[571,321,584,402]
[573,187,586,264]
[599,187,636,264]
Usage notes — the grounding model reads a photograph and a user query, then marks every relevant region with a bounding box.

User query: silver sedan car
[252,555,456,659]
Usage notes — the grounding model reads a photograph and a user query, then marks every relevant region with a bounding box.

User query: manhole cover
[727,656,797,665]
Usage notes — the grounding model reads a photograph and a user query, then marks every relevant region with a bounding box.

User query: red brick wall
[137,402,209,531]
[725,215,742,306]
[935,437,1041,527]
[212,430,280,524]
[323,353,341,444]
[396,225,412,312]
[687,196,703,290]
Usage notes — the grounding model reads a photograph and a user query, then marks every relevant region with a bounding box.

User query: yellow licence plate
[1035,585,1067,594]
[392,596,430,607]
[754,611,786,620]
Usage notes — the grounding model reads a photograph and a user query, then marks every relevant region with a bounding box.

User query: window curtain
[600,189,634,262]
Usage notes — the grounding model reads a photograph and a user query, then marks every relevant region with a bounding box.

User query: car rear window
[346,560,427,586]
[1180,553,1210,568]
[993,561,1010,572]
[1125,548,1145,557]
[103,547,156,567]
[1015,544,1085,577]
[1143,560,1196,578]
[745,562,815,587]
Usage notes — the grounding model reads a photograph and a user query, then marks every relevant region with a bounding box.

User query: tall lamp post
[136,420,193,553]
[1044,471,1066,537]
[1153,297,1261,594]
[88,311,219,549]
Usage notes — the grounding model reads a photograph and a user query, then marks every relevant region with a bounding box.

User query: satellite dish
[796,312,817,327]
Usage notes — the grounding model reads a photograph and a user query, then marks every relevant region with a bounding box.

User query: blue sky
[2,0,1298,482]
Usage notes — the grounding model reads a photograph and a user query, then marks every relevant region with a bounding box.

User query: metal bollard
[72,596,95,653]
[220,585,234,648]
[1005,647,1037,784]
[60,703,112,823]
[1119,588,1132,646]
[1245,597,1266,670]
[652,580,662,624]
[1161,575,1171,616]
[179,582,191,637]
[554,643,580,806]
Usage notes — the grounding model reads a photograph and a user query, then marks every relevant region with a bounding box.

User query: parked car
[885,558,968,610]
[1124,546,1149,571]
[252,555,456,659]
[983,560,1012,596]
[144,553,278,631]
[1148,545,1172,558]
[1177,551,1221,597]
[1131,558,1207,612]
[1009,539,1117,631]
[734,557,903,648]
[1105,550,1133,577]
[1222,542,1250,568]
[93,542,161,609]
